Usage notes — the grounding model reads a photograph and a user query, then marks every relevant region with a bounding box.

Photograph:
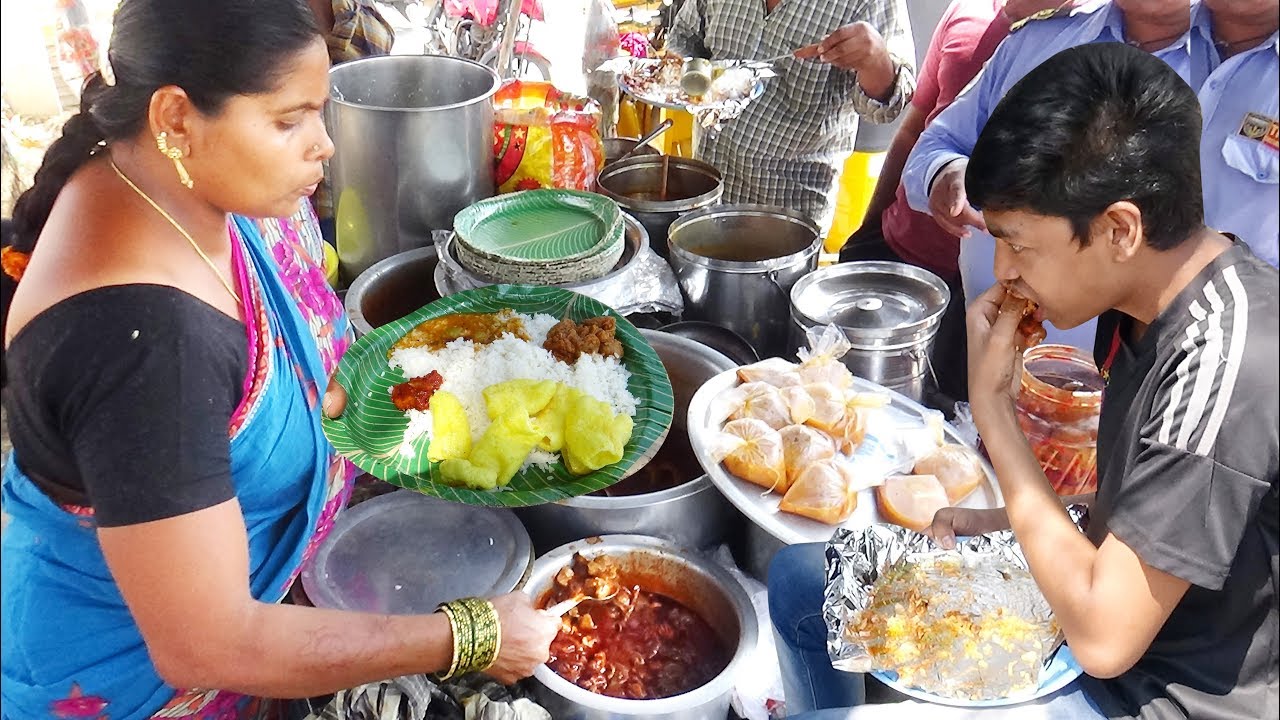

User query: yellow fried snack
[483,379,558,420]
[532,384,575,452]
[563,392,633,476]
[437,380,634,488]
[438,457,500,490]
[440,411,542,489]
[427,391,471,463]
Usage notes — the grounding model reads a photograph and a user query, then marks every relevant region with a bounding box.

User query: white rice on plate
[389,312,638,462]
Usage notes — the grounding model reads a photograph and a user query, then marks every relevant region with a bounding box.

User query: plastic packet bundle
[493,81,605,194]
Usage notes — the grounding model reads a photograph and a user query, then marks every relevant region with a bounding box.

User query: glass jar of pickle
[1015,344,1105,496]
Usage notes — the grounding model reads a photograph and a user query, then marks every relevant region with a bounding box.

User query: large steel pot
[597,156,722,260]
[327,55,500,285]
[343,245,442,337]
[524,535,758,720]
[515,330,742,555]
[789,261,949,403]
[668,205,821,359]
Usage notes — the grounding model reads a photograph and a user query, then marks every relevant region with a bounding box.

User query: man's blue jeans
[768,542,865,714]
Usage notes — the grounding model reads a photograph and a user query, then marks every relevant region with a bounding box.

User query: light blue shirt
[900,1,1220,349]
[1195,8,1280,267]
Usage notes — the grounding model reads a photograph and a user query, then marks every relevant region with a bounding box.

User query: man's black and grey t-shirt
[1080,240,1279,720]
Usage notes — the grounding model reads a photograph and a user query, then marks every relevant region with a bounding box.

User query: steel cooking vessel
[667,204,821,359]
[603,137,661,167]
[515,330,742,554]
[789,261,949,403]
[343,245,442,337]
[523,535,758,720]
[596,156,723,260]
[327,55,500,284]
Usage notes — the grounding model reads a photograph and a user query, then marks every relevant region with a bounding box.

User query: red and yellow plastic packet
[493,80,605,194]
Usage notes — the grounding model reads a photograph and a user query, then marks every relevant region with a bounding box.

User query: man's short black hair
[967,42,1204,250]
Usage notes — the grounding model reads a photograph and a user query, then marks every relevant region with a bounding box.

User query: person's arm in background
[856,0,1073,234]
[797,0,915,120]
[901,30,1029,235]
[851,0,953,229]
[857,105,927,228]
[665,0,709,58]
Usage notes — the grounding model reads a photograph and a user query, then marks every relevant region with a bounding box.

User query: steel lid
[790,261,950,342]
[301,490,532,615]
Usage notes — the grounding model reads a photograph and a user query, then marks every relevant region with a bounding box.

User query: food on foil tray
[625,52,684,102]
[849,555,1059,700]
[826,525,1068,703]
[609,52,773,125]
[387,311,636,489]
[541,553,732,700]
[708,66,758,102]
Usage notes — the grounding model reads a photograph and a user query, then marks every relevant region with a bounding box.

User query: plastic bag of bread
[779,460,859,524]
[802,382,847,433]
[828,392,892,454]
[780,462,856,524]
[780,424,836,488]
[714,418,787,492]
[796,325,854,389]
[876,474,951,532]
[736,357,802,387]
[728,382,792,430]
[913,444,987,504]
[780,385,817,425]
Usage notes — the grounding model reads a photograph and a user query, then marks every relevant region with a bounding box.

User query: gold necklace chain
[109,158,242,305]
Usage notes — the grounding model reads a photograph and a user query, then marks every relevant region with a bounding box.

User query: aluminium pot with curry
[523,535,758,720]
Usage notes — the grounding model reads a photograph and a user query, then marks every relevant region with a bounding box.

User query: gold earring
[156,131,194,190]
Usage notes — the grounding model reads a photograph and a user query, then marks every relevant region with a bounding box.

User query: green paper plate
[454,190,624,264]
[323,285,674,507]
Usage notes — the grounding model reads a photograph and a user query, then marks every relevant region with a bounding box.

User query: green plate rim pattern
[453,189,624,264]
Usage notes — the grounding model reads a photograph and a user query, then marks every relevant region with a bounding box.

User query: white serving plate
[686,368,1003,546]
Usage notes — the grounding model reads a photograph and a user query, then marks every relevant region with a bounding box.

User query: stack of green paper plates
[322,284,675,508]
[453,190,626,285]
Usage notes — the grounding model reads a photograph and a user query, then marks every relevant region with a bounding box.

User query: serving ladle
[543,584,626,616]
[612,119,674,166]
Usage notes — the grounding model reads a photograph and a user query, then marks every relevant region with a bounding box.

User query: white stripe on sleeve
[1195,266,1248,456]
[1159,303,1205,445]
[1176,283,1226,451]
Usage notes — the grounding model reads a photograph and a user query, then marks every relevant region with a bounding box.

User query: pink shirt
[881,0,1013,282]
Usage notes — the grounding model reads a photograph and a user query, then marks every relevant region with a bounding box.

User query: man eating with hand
[940,41,1278,720]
